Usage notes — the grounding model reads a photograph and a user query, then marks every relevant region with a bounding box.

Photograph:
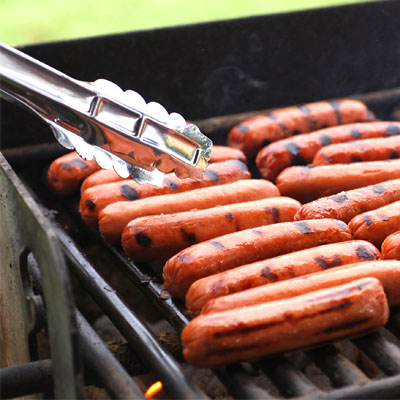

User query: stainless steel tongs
[0,41,212,186]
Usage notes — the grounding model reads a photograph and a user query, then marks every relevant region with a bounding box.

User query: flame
[145,381,163,398]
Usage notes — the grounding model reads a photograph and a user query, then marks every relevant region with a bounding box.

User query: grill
[1,1,400,398]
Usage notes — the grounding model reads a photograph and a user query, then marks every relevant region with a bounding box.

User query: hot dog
[186,240,380,316]
[81,160,251,227]
[202,260,400,315]
[382,231,400,260]
[349,200,400,247]
[48,151,100,195]
[163,219,351,299]
[256,122,400,180]
[80,145,247,192]
[295,179,400,223]
[276,159,400,203]
[99,179,280,244]
[228,99,374,157]
[313,135,400,166]
[182,277,389,367]
[122,197,301,263]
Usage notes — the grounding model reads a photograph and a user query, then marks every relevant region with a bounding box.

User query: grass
[1,0,372,45]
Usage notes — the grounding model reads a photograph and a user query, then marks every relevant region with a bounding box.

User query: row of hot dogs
[47,97,400,368]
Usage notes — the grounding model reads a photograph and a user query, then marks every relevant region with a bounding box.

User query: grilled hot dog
[228,99,374,157]
[81,160,250,227]
[295,179,400,223]
[48,151,100,195]
[256,122,400,181]
[186,240,380,316]
[313,135,400,165]
[80,145,247,192]
[202,260,400,315]
[122,197,300,263]
[349,200,400,247]
[382,231,400,260]
[99,179,280,244]
[164,219,351,299]
[276,159,400,203]
[182,277,389,367]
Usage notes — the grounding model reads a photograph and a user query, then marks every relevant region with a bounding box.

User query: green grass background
[1,0,372,45]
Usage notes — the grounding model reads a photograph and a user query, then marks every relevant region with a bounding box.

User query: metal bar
[306,345,369,387]
[389,308,400,335]
[0,359,53,398]
[75,310,145,399]
[318,374,400,399]
[214,365,275,399]
[51,222,207,400]
[259,356,322,398]
[352,330,400,376]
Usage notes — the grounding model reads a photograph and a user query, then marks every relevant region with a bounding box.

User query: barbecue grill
[1,1,400,398]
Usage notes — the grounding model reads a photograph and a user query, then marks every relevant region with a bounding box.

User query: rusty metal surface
[0,153,83,398]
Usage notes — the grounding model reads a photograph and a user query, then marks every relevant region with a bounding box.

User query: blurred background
[1,0,372,46]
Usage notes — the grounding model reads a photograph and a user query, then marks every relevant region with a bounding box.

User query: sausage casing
[313,135,400,166]
[382,231,400,260]
[202,260,400,315]
[81,160,251,227]
[122,197,300,263]
[186,240,380,316]
[228,99,374,157]
[99,179,280,244]
[295,179,400,223]
[182,277,389,367]
[276,159,400,203]
[349,200,400,247]
[256,122,399,180]
[163,219,351,299]
[48,151,100,195]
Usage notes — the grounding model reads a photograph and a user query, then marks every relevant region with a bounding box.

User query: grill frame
[1,1,400,398]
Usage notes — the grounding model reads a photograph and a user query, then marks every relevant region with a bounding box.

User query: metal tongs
[0,42,212,186]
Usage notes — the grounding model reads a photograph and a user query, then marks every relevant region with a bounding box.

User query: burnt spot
[211,277,226,295]
[214,320,280,338]
[261,266,279,282]
[252,229,263,237]
[121,185,140,200]
[86,199,96,211]
[377,213,390,221]
[331,255,342,267]
[336,220,348,230]
[294,221,313,234]
[371,184,385,195]
[284,143,307,165]
[331,193,348,204]
[209,240,225,249]
[136,232,152,247]
[390,151,399,159]
[204,170,219,182]
[351,128,361,139]
[298,104,311,114]
[181,229,196,245]
[320,134,332,146]
[321,317,372,335]
[329,101,343,124]
[329,300,353,312]
[272,207,280,223]
[363,215,373,226]
[231,159,248,172]
[72,158,88,169]
[225,212,234,222]
[352,156,363,162]
[165,179,179,190]
[62,163,73,170]
[356,245,376,261]
[292,129,301,136]
[237,124,249,133]
[387,124,400,136]
[177,254,193,264]
[267,113,278,120]
[315,257,331,270]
